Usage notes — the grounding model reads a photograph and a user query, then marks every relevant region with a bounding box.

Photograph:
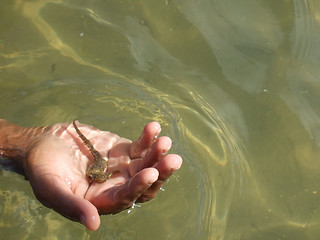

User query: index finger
[129,122,161,159]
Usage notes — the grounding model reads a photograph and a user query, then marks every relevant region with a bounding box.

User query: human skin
[0,119,182,231]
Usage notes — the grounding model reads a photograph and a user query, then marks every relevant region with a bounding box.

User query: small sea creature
[73,120,113,183]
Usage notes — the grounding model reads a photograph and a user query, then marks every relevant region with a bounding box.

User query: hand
[24,121,182,231]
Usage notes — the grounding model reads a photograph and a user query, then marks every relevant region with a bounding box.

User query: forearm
[0,119,45,163]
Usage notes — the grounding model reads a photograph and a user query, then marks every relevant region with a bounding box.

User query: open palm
[24,121,182,231]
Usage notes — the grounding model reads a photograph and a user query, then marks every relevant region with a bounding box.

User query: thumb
[55,192,101,231]
[31,176,100,231]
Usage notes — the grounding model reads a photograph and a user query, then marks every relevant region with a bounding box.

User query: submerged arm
[0,119,45,167]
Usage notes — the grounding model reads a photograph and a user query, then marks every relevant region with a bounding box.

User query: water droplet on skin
[65,176,74,188]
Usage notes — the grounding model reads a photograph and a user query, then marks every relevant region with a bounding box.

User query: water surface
[1,0,320,239]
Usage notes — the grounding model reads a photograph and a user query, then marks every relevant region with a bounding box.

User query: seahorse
[73,120,113,183]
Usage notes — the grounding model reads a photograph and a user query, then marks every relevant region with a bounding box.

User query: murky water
[1,0,320,239]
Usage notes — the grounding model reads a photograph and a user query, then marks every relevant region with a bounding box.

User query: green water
[1,0,320,239]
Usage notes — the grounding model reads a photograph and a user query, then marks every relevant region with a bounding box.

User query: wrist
[0,119,45,165]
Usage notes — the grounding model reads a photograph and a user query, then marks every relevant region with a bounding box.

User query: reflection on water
[1,0,320,239]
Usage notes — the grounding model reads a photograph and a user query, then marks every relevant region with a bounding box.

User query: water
[1,0,320,239]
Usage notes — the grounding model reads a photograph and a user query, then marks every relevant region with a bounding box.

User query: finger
[137,136,172,171]
[30,175,100,231]
[97,168,159,213]
[137,154,182,203]
[129,122,161,159]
